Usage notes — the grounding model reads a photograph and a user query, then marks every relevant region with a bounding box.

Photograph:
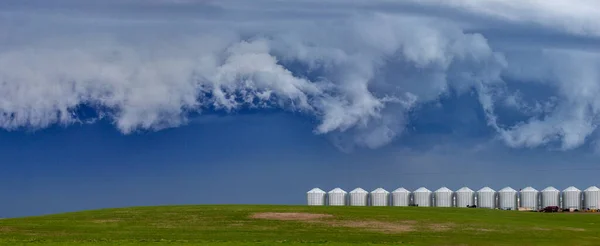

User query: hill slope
[1,205,599,245]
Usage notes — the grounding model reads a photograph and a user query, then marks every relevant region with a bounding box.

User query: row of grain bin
[347,188,391,206]
[307,186,600,209]
[307,188,385,206]
[307,187,403,206]
[513,186,600,210]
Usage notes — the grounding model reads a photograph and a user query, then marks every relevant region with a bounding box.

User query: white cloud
[1,0,600,151]
[406,0,600,37]
[494,49,600,150]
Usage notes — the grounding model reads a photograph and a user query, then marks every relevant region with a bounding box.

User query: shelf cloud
[1,0,599,150]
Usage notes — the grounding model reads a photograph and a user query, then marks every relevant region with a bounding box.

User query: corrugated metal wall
[541,187,560,207]
[498,187,517,210]
[434,187,453,207]
[307,188,326,206]
[519,187,538,210]
[328,188,347,206]
[392,188,410,206]
[562,187,581,209]
[477,187,496,209]
[413,187,432,207]
[371,188,389,206]
[584,186,600,209]
[455,187,475,207]
[349,188,368,206]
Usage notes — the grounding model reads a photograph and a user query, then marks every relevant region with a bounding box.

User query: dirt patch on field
[91,219,121,223]
[249,212,417,233]
[250,213,468,234]
[250,212,333,221]
[428,223,455,231]
[564,227,585,231]
[0,226,15,232]
[151,223,177,229]
[328,220,416,233]
[532,227,550,231]
[467,228,496,232]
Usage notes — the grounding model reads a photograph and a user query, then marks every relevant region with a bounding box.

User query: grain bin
[519,187,539,210]
[455,187,475,207]
[584,186,600,209]
[307,188,326,206]
[392,188,411,206]
[541,186,560,208]
[413,187,432,207]
[371,188,390,206]
[477,187,496,209]
[498,187,517,210]
[349,188,368,206]
[562,186,581,210]
[434,187,454,207]
[328,188,347,206]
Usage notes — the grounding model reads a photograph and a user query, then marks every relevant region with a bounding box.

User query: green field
[1,205,599,245]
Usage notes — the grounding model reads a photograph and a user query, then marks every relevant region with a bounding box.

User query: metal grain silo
[371,188,390,206]
[455,187,475,207]
[562,186,582,210]
[477,187,496,209]
[584,186,600,209]
[348,188,368,206]
[541,186,560,208]
[519,187,539,210]
[392,187,411,206]
[434,187,454,207]
[498,187,517,210]
[413,187,432,207]
[328,188,347,206]
[307,188,326,206]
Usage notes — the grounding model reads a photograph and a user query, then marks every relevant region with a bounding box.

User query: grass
[0,205,599,245]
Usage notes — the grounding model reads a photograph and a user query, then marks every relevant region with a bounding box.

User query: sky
[1,0,600,217]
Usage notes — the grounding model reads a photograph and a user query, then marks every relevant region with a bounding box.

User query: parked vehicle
[541,206,559,212]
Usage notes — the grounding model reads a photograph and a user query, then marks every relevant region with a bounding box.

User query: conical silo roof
[307,188,326,193]
[392,187,410,193]
[521,187,538,192]
[478,187,495,192]
[371,188,389,194]
[563,186,580,192]
[414,187,431,193]
[499,187,517,193]
[542,186,559,192]
[585,186,600,191]
[456,187,473,192]
[350,188,368,194]
[435,187,453,193]
[329,188,347,193]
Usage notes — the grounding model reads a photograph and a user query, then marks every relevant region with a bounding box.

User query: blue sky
[1,0,600,217]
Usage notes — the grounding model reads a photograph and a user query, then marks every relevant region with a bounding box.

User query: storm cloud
[1,0,599,150]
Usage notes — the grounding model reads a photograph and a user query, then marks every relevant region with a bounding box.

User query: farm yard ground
[0,205,599,245]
